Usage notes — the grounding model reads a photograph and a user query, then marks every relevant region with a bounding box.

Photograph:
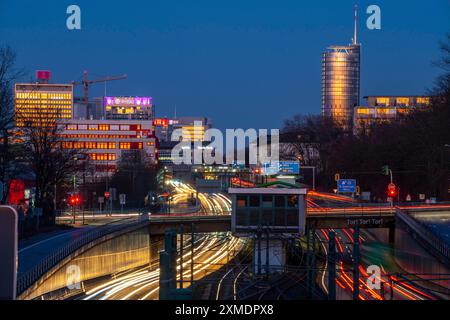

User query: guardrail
[307,206,395,217]
[17,217,149,296]
[396,208,450,266]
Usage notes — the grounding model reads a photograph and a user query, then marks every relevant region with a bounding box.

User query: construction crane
[71,70,127,105]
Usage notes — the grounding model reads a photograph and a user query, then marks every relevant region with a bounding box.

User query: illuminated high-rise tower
[321,5,361,130]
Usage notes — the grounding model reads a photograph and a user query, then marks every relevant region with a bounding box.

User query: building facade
[58,119,157,174]
[155,117,212,143]
[15,83,73,126]
[353,95,431,133]
[321,6,361,130]
[104,96,153,120]
[363,96,431,108]
[322,44,361,130]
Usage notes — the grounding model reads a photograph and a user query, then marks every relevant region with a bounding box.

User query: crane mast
[72,70,127,118]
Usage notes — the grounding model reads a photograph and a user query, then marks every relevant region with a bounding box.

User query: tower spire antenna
[353,3,358,45]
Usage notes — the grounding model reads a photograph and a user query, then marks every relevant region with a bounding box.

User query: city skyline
[1,0,449,306]
[0,0,448,130]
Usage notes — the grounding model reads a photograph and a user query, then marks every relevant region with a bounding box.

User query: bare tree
[281,114,344,187]
[0,46,25,203]
[19,104,80,225]
[110,150,157,207]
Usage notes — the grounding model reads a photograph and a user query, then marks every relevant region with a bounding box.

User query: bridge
[147,207,398,235]
[10,203,450,299]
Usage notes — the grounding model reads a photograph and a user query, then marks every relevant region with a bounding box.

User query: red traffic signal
[104,191,110,198]
[69,195,81,206]
[387,183,397,197]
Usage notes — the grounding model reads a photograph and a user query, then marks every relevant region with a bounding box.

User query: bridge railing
[396,208,450,266]
[17,217,149,296]
[307,205,395,217]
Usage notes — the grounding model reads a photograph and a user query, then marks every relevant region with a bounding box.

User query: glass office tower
[322,45,360,130]
[321,6,361,130]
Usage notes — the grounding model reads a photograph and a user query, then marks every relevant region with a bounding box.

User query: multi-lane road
[78,181,243,300]
[25,179,448,300]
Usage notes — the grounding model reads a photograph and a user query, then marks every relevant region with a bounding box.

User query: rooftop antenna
[353,3,358,45]
[174,104,177,119]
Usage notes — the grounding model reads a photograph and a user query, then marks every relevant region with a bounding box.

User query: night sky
[1,0,449,131]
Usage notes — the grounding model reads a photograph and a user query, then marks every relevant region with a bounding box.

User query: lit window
[119,142,131,149]
[376,97,390,106]
[395,97,409,106]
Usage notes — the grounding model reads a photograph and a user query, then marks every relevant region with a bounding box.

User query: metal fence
[17,218,149,296]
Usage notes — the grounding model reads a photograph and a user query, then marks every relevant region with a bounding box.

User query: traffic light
[69,195,81,206]
[387,183,397,198]
[335,173,340,182]
[381,165,389,176]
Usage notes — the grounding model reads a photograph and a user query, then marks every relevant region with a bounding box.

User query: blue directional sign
[337,179,356,193]
[262,161,300,175]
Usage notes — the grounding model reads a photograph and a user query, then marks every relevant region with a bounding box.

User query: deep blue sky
[1,0,449,131]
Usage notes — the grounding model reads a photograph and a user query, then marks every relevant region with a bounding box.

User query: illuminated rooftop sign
[104,96,152,106]
[153,118,169,127]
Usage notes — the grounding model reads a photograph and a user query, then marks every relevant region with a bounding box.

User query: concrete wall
[395,226,450,289]
[21,227,163,300]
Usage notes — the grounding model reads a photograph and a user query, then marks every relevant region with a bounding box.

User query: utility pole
[353,226,360,300]
[257,230,262,275]
[179,224,184,289]
[191,223,195,285]
[328,231,336,300]
[311,224,316,297]
[305,223,310,292]
[265,228,270,277]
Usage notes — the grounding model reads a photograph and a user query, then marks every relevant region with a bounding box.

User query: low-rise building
[58,119,157,175]
[155,117,212,143]
[353,95,432,133]
[104,96,153,120]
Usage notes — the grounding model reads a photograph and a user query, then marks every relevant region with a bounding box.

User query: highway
[80,233,243,300]
[308,191,441,300]
[77,180,243,300]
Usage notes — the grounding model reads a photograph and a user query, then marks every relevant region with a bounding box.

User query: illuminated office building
[104,96,153,120]
[363,96,431,108]
[155,117,212,142]
[353,96,431,133]
[322,6,361,130]
[15,83,73,126]
[173,117,211,142]
[58,119,157,174]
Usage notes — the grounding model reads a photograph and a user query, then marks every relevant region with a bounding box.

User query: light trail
[81,182,241,301]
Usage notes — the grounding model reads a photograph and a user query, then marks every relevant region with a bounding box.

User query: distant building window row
[119,142,143,149]
[89,153,116,161]
[60,133,149,139]
[16,92,72,99]
[61,141,143,150]
[66,123,142,131]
